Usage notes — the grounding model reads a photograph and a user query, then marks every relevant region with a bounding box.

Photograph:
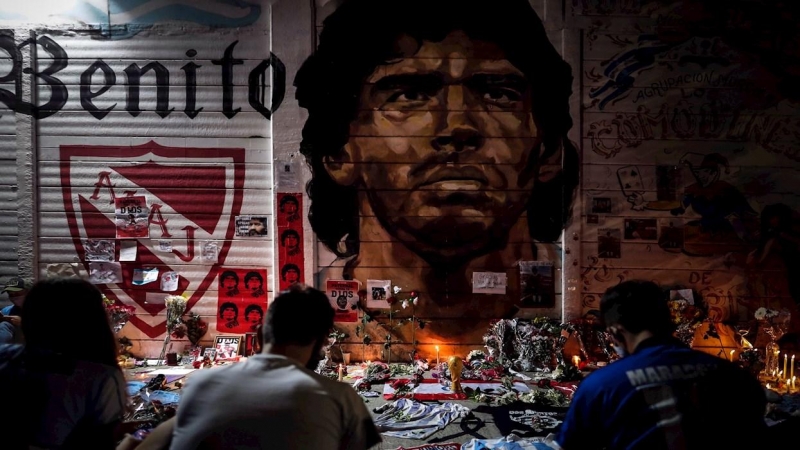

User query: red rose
[387,296,397,305]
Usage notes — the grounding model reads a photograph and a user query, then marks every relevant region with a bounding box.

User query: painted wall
[577,0,800,334]
[0,0,282,356]
[2,0,798,360]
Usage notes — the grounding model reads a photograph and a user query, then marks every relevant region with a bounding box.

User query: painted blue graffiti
[588,35,672,110]
[106,0,261,39]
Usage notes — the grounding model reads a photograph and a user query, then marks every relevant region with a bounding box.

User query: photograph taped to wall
[623,218,658,240]
[235,215,269,237]
[83,239,115,262]
[119,240,137,262]
[114,195,150,239]
[519,261,555,308]
[598,229,621,259]
[658,220,684,252]
[214,335,242,360]
[591,197,613,214]
[366,279,391,308]
[472,272,507,294]
[88,262,123,284]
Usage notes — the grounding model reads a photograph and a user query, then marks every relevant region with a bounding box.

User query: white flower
[393,286,402,294]
[755,308,768,321]
[412,297,418,306]
[401,299,409,309]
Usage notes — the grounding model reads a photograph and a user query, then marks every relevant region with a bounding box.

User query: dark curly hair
[244,271,264,287]
[219,302,238,318]
[295,0,578,258]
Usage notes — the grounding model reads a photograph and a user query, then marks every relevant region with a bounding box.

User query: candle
[784,354,789,380]
[572,355,581,368]
[338,364,344,382]
[793,376,796,391]
[729,350,735,362]
[435,346,440,366]
[792,355,795,381]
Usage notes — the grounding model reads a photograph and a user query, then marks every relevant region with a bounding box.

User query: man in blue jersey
[556,280,766,449]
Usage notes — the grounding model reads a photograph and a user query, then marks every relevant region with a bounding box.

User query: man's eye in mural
[466,74,527,108]
[376,74,443,107]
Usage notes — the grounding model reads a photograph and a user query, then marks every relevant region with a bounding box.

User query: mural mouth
[419,166,489,188]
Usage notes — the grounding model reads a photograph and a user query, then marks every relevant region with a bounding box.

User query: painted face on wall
[246,310,262,323]
[222,307,236,321]
[222,276,237,289]
[337,31,541,262]
[246,278,262,291]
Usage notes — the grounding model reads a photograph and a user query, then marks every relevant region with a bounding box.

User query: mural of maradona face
[296,0,577,343]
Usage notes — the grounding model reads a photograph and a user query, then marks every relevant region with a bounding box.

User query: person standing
[0,276,31,344]
[170,285,381,450]
[555,280,766,449]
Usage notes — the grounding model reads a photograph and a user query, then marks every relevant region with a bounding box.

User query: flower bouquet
[103,295,135,333]
[157,295,187,365]
[669,297,705,346]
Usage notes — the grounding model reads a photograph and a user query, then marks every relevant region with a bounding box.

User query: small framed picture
[244,332,261,356]
[201,348,217,362]
[214,335,243,360]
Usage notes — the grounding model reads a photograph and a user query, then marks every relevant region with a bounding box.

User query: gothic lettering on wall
[0,33,285,120]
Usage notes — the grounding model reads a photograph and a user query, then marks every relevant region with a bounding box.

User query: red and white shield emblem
[60,141,245,338]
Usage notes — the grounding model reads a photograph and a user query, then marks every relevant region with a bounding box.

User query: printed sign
[214,335,243,360]
[326,279,359,322]
[277,193,304,290]
[366,279,392,308]
[217,267,267,334]
[235,215,269,237]
[115,195,150,238]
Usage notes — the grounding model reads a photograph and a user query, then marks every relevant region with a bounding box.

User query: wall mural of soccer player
[296,0,578,344]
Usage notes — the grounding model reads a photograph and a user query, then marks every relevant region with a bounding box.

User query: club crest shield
[60,141,245,338]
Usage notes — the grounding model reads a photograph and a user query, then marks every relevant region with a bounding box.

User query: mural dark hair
[600,280,674,336]
[295,0,578,258]
[220,270,239,284]
[21,278,118,367]
[262,285,334,346]
[244,271,264,286]
[281,263,300,279]
[244,304,264,317]
[219,301,238,318]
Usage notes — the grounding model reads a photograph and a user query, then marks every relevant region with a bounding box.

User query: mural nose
[431,128,485,153]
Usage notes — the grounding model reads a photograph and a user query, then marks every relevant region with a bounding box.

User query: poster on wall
[114,195,150,238]
[326,279,359,322]
[623,219,658,240]
[598,229,622,259]
[277,193,304,291]
[519,261,555,308]
[235,215,269,237]
[217,268,268,334]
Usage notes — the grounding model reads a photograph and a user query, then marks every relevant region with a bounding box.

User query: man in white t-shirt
[170,285,381,450]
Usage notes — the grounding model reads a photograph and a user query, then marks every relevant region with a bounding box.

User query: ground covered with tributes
[120,317,800,449]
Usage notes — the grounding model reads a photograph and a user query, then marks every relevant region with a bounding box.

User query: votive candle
[792,354,796,381]
[435,346,440,366]
[338,364,344,382]
[784,353,789,380]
